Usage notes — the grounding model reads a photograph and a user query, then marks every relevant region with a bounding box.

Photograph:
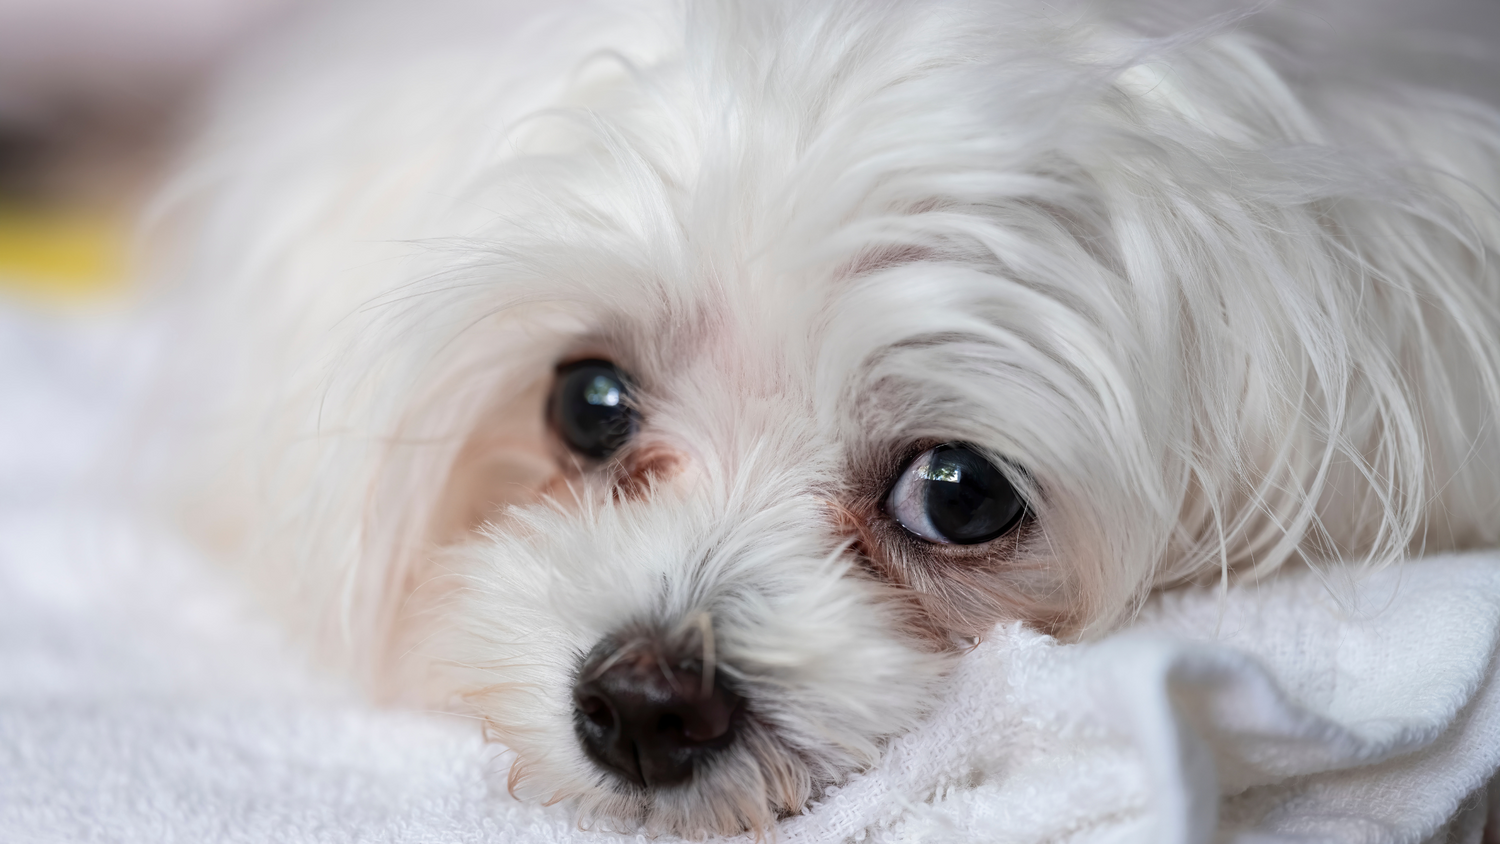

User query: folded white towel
[785,555,1500,843]
[3,311,1498,843]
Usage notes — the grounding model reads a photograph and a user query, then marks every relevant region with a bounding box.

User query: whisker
[696,610,716,697]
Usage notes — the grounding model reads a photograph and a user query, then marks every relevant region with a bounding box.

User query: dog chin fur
[152,0,1500,835]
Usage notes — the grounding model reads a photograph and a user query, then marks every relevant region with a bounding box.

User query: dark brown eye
[551,360,637,460]
[886,444,1026,544]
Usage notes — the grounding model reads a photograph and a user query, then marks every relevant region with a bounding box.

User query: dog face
[162,0,1500,836]
[312,6,1165,831]
[435,250,1069,832]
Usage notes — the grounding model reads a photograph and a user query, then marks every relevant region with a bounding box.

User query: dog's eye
[551,360,637,460]
[886,444,1026,545]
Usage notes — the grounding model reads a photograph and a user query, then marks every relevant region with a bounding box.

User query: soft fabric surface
[3,309,1499,843]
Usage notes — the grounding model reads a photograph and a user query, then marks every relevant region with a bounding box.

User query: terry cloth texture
[3,308,1499,843]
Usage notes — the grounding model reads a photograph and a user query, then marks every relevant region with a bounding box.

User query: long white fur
[151,0,1500,834]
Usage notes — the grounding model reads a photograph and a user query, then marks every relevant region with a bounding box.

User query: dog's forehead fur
[452,0,1127,489]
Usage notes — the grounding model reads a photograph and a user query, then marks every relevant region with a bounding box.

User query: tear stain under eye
[610,444,689,501]
[822,496,954,647]
[825,483,1069,643]
[824,497,899,581]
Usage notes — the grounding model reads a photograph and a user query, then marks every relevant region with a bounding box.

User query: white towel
[3,309,1499,843]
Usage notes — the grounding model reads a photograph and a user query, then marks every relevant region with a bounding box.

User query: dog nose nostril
[579,695,615,729]
[572,646,742,789]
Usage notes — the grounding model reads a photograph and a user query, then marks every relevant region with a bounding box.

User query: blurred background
[0,0,297,307]
[0,0,1494,311]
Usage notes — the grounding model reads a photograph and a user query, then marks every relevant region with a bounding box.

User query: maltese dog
[152,0,1500,834]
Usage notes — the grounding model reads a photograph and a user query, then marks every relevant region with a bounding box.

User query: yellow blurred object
[0,205,129,303]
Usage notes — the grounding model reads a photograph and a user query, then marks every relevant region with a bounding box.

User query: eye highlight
[550,360,638,460]
[886,444,1026,545]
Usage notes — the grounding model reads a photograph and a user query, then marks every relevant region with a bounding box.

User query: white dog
[151,0,1500,834]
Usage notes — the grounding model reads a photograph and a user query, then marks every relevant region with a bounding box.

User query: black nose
[573,642,742,789]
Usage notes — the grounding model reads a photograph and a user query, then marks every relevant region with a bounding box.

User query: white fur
[150,0,1500,834]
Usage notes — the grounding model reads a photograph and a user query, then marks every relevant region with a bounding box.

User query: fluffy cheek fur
[435,487,945,835]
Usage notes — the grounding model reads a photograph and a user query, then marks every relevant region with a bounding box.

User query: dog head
[392,7,1134,830]
[160,0,1500,835]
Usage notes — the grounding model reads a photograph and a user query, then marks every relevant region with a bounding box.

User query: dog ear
[1097,30,1500,591]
